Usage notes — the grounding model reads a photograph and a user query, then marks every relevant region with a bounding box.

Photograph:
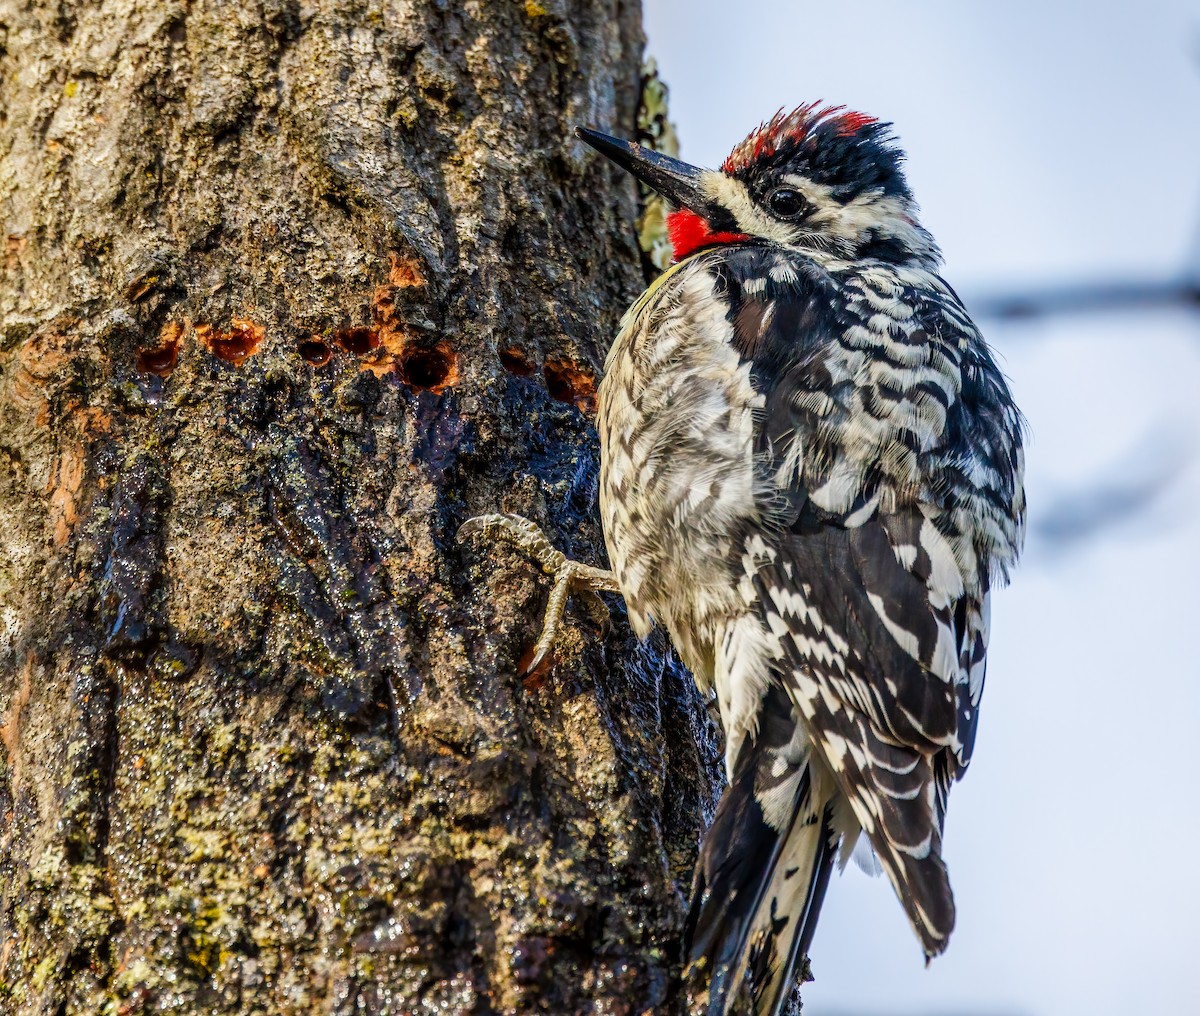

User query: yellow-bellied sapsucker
[463,104,1025,1016]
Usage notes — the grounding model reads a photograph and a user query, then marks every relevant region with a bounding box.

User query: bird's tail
[683,688,837,1016]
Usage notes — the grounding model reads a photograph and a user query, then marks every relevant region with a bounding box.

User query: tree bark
[0,2,722,1013]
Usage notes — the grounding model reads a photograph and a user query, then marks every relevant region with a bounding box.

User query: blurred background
[640,2,1200,1014]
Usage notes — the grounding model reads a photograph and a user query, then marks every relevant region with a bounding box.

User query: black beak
[575,127,707,213]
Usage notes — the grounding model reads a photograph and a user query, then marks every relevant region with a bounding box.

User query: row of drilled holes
[302,329,459,392]
[499,346,595,413]
[137,328,594,408]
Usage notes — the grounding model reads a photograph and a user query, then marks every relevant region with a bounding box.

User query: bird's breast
[596,259,766,684]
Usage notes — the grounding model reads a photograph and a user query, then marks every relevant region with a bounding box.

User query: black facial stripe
[702,204,743,234]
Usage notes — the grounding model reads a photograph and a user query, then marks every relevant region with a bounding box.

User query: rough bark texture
[0,3,723,1013]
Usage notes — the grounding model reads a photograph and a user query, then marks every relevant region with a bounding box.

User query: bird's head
[577,103,940,268]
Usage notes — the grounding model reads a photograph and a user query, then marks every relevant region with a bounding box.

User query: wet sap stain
[511,936,554,985]
[197,317,264,366]
[412,393,470,482]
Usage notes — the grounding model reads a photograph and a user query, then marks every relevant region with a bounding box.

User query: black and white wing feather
[723,246,1025,955]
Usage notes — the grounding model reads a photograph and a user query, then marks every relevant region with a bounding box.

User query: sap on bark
[196,318,265,366]
[296,337,334,367]
[134,321,183,377]
[396,340,458,394]
[334,326,380,356]
[372,252,427,333]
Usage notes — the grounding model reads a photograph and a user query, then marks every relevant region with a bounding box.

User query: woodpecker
[462,104,1024,1015]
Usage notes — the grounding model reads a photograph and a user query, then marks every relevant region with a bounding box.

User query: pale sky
[641,3,1200,1014]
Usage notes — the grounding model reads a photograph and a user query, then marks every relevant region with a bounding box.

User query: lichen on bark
[634,57,681,277]
[0,2,723,1014]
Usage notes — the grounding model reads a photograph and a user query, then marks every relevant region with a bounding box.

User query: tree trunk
[0,2,723,1013]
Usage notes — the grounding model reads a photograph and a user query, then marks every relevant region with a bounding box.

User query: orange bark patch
[46,441,85,546]
[4,234,25,271]
[67,403,112,435]
[353,328,401,378]
[0,653,34,770]
[5,326,108,545]
[10,373,50,424]
[353,320,461,390]
[14,330,70,383]
[10,329,72,424]
[135,320,182,377]
[543,357,597,415]
[388,252,425,290]
[346,249,455,385]
[197,317,265,366]
[372,268,406,335]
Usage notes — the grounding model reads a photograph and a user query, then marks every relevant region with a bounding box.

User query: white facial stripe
[698,170,941,265]
[780,175,841,208]
[699,171,804,246]
[779,173,940,262]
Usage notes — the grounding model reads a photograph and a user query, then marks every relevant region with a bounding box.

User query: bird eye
[767,188,807,219]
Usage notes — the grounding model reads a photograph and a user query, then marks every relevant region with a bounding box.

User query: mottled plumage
[588,107,1025,1013]
[462,109,1025,1016]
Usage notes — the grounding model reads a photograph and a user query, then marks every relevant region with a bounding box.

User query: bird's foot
[457,513,620,673]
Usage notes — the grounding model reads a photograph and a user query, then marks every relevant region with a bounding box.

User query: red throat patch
[666,209,750,262]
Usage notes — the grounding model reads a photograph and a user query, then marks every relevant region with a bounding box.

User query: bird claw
[457,513,619,674]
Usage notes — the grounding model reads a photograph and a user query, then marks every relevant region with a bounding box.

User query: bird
[461,103,1025,1015]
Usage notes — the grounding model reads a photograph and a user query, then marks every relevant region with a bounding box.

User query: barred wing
[720,247,1024,953]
